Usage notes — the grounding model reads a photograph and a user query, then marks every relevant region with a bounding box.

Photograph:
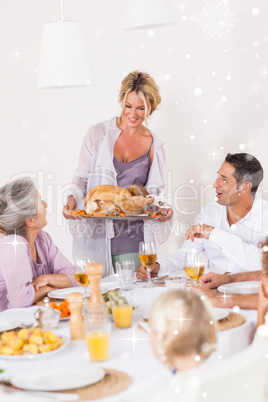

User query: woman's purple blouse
[0,231,77,311]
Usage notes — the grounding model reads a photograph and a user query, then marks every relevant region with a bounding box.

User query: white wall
[1,0,268,262]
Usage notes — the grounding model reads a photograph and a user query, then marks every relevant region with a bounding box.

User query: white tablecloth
[0,276,258,402]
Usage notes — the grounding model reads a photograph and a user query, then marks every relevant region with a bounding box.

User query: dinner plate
[0,335,69,360]
[213,307,229,321]
[48,281,120,300]
[0,306,45,332]
[0,318,21,332]
[217,281,260,295]
[10,362,105,391]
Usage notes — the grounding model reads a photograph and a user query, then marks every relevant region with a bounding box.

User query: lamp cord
[59,0,64,21]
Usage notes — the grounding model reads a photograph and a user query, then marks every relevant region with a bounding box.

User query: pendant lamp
[124,0,176,30]
[37,0,96,88]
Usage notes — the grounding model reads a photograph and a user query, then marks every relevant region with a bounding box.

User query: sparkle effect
[119,324,149,356]
[11,49,23,59]
[172,309,192,331]
[195,1,238,39]
[207,147,221,161]
[217,290,232,304]
[260,69,268,79]
[1,232,25,257]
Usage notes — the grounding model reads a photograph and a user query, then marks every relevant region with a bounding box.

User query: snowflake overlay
[195,1,238,39]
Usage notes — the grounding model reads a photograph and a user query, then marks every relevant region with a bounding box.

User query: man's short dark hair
[225,153,263,195]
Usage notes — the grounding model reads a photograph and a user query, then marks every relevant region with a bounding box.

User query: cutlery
[151,275,169,281]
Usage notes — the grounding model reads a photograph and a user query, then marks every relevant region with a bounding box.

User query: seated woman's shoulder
[36,230,52,244]
[0,233,27,245]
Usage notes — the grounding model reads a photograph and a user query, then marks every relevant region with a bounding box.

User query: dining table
[0,274,258,402]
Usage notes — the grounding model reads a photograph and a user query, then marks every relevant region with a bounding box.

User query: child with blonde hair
[145,288,217,401]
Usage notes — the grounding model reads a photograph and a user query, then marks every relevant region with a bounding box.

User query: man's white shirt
[159,198,268,275]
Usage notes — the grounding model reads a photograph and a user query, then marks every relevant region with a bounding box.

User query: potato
[0,327,63,356]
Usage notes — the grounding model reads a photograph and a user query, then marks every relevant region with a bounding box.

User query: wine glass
[185,251,205,286]
[74,259,91,298]
[139,241,157,288]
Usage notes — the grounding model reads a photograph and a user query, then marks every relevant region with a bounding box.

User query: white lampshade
[124,0,176,30]
[37,21,96,88]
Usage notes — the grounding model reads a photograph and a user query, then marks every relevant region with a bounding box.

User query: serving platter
[68,210,161,220]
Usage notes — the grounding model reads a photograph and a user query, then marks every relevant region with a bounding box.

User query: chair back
[182,341,268,402]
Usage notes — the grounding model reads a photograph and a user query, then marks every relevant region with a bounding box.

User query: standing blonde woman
[63,70,173,275]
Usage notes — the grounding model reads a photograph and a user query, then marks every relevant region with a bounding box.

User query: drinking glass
[84,305,110,362]
[115,261,135,291]
[165,276,187,290]
[111,290,133,328]
[74,259,91,298]
[185,251,205,286]
[139,241,157,288]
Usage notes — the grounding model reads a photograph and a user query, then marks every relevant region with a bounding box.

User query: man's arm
[186,221,265,272]
[201,288,259,310]
[200,271,262,289]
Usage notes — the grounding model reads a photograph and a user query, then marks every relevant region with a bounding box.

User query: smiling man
[137,153,268,286]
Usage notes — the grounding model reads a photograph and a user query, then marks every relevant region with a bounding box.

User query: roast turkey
[84,184,156,215]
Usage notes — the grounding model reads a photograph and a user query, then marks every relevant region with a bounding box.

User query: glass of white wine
[185,251,205,286]
[139,241,157,288]
[74,259,91,298]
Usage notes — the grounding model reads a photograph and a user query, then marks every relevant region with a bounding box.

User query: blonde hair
[119,70,161,122]
[149,289,217,367]
[0,178,38,237]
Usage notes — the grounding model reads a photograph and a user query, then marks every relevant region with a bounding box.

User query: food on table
[84,184,159,215]
[0,328,63,355]
[50,299,71,318]
[103,290,128,314]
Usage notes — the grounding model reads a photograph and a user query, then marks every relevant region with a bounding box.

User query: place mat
[217,312,245,331]
[7,369,131,401]
[138,319,150,333]
[138,313,245,333]
[60,368,131,400]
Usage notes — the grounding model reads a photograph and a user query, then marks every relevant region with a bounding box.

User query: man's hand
[257,278,268,327]
[136,263,160,281]
[185,224,214,242]
[196,287,226,308]
[199,272,231,290]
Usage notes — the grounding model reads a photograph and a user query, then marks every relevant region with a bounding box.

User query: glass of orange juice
[112,305,133,328]
[111,290,134,328]
[84,305,111,362]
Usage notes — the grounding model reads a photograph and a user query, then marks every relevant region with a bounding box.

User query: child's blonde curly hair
[149,289,217,368]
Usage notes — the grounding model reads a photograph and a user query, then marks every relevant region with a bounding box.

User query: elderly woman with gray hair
[0,178,77,312]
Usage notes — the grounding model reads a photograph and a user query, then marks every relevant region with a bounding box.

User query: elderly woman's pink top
[0,231,77,311]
